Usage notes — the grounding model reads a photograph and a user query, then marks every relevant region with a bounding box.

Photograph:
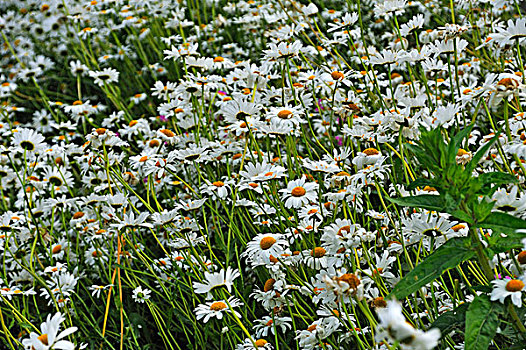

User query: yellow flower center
[263,278,276,292]
[451,224,465,232]
[255,339,268,347]
[259,236,277,250]
[277,110,293,119]
[307,324,317,332]
[331,71,344,80]
[291,186,306,197]
[336,273,361,289]
[337,225,351,236]
[37,334,49,345]
[210,301,227,311]
[362,148,379,156]
[311,247,326,258]
[373,296,387,308]
[505,280,525,292]
[159,129,175,138]
[457,148,469,156]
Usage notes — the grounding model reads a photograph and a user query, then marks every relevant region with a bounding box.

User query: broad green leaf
[471,199,496,222]
[478,212,526,234]
[465,294,503,350]
[486,230,526,256]
[449,210,475,224]
[387,194,445,211]
[430,302,469,337]
[477,172,518,186]
[389,237,474,299]
[475,172,518,196]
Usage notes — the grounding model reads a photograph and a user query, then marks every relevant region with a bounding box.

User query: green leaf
[430,302,469,337]
[478,212,526,234]
[477,172,518,186]
[389,237,474,299]
[447,124,473,164]
[449,210,475,224]
[465,294,503,350]
[443,192,461,213]
[471,199,496,222]
[475,172,518,196]
[386,194,445,211]
[486,230,526,256]
[466,133,500,173]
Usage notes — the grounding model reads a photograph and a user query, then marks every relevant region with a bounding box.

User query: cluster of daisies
[1,0,526,349]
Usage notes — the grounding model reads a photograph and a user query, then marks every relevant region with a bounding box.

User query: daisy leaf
[465,294,503,350]
[389,237,474,299]
[430,302,469,337]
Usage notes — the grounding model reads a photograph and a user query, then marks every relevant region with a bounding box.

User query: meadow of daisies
[2,0,526,349]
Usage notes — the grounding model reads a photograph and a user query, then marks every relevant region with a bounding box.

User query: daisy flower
[263,40,303,60]
[195,296,242,323]
[236,337,274,349]
[11,128,46,153]
[376,300,440,350]
[132,286,152,303]
[192,267,240,300]
[279,176,319,209]
[21,312,77,350]
[88,68,119,86]
[253,316,293,337]
[242,233,289,266]
[491,275,526,307]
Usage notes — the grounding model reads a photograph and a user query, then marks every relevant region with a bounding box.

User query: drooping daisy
[279,176,319,208]
[192,267,240,300]
[302,246,329,269]
[402,212,458,247]
[239,161,287,182]
[252,315,293,337]
[263,40,303,60]
[220,99,260,122]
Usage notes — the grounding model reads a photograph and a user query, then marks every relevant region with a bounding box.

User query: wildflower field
[2,0,526,349]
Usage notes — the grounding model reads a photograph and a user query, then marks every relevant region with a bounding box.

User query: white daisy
[21,312,77,350]
[279,176,319,208]
[491,276,526,307]
[194,296,242,323]
[192,267,240,300]
[242,233,289,266]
